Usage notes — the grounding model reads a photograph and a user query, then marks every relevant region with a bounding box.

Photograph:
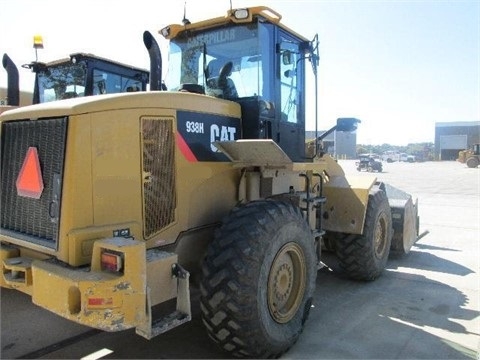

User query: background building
[434,121,480,160]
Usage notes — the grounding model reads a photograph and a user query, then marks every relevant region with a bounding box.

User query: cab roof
[31,53,148,74]
[159,6,309,42]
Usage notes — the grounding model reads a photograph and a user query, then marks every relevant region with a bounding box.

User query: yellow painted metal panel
[32,238,147,331]
[323,175,376,234]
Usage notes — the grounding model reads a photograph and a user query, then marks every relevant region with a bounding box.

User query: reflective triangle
[16,147,44,199]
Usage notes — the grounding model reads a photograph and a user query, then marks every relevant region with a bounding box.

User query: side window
[93,69,144,95]
[279,41,300,123]
[93,70,108,95]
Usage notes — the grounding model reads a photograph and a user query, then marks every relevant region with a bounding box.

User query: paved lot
[1,160,479,359]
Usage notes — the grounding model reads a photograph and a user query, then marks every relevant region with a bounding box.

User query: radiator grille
[142,118,176,238]
[1,117,67,248]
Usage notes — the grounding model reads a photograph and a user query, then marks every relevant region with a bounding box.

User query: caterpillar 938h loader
[0,6,420,358]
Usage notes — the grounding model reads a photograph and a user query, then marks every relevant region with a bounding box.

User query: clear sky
[1,0,479,145]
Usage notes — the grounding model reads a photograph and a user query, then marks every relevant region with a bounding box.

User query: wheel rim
[268,242,306,323]
[374,212,388,258]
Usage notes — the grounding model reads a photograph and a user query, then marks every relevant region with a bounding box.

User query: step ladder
[299,173,326,269]
[136,263,192,339]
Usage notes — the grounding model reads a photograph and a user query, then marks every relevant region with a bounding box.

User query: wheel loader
[0,6,420,358]
[457,143,480,168]
[1,38,149,114]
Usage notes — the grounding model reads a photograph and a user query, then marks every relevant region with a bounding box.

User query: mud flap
[382,183,419,255]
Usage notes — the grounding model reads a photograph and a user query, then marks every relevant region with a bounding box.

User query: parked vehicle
[399,153,415,162]
[382,151,400,163]
[0,6,420,358]
[1,36,148,114]
[356,154,383,172]
[457,143,480,168]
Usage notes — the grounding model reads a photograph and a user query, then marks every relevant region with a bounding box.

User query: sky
[0,0,479,145]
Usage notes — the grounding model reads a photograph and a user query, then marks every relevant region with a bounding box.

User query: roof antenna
[182,1,191,25]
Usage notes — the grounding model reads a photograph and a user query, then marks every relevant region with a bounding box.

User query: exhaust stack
[143,31,163,91]
[2,53,20,106]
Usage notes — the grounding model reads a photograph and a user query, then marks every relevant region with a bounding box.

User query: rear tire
[200,200,317,358]
[466,157,479,168]
[335,188,393,280]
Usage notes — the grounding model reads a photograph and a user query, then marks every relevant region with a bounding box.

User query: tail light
[101,250,124,273]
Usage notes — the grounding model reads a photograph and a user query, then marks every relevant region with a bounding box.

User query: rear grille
[142,117,176,238]
[1,117,68,249]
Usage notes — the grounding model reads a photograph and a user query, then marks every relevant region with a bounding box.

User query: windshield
[37,63,87,103]
[36,61,145,103]
[165,24,262,99]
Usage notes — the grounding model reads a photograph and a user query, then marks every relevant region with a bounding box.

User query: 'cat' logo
[16,147,44,199]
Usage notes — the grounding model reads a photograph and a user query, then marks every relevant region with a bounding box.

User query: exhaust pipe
[143,31,163,91]
[2,53,20,106]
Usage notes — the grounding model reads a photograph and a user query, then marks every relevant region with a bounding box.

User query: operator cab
[25,53,149,104]
[473,143,480,155]
[163,7,315,162]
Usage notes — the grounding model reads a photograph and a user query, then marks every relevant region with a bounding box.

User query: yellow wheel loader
[0,6,420,358]
[457,143,480,168]
[1,47,149,114]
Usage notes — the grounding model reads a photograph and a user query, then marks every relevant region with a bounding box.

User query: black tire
[200,200,317,358]
[335,188,393,280]
[466,157,479,168]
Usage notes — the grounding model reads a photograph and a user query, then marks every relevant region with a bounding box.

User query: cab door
[275,31,305,162]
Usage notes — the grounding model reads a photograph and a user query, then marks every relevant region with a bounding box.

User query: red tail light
[101,250,124,272]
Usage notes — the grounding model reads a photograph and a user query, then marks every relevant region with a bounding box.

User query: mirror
[282,50,293,65]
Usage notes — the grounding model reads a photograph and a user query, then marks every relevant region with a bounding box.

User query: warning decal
[16,147,44,199]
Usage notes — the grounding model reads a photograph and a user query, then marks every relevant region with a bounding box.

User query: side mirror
[282,50,293,65]
[336,117,361,132]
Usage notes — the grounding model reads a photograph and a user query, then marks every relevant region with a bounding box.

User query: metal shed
[434,121,480,160]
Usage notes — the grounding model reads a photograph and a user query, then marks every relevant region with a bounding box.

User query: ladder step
[302,196,326,204]
[312,196,326,205]
[136,263,192,340]
[149,310,191,337]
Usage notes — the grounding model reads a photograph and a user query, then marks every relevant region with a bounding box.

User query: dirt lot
[1,160,479,359]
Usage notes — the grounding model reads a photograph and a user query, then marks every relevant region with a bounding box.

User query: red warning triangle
[16,147,44,199]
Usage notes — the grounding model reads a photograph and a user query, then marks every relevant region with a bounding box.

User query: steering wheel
[217,61,238,98]
[218,61,233,86]
[218,61,233,81]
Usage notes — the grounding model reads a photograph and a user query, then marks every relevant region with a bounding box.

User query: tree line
[356,142,435,161]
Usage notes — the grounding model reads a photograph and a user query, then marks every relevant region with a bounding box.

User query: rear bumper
[1,238,178,332]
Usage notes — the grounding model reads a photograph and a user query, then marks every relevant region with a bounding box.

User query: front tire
[200,200,317,358]
[335,188,393,280]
